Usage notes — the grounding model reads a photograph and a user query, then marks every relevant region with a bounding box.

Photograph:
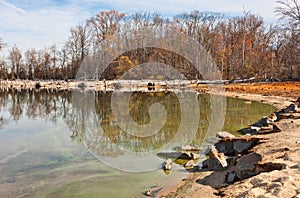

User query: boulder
[216,131,235,139]
[214,140,234,155]
[252,117,268,127]
[226,170,239,184]
[207,150,228,171]
[233,138,259,154]
[238,127,259,135]
[282,103,297,113]
[215,137,260,155]
[236,152,262,180]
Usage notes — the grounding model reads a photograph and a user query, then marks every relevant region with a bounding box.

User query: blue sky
[0,0,280,52]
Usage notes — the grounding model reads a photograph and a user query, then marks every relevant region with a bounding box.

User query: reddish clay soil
[224,82,300,97]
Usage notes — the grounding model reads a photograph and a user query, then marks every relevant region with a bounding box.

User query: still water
[0,89,276,197]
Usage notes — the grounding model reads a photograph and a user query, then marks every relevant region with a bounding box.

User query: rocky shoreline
[0,79,198,92]
[155,87,300,198]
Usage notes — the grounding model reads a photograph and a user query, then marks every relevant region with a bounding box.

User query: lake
[0,88,276,197]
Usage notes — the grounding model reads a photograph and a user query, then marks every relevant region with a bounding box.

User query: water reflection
[0,88,276,159]
[0,88,276,197]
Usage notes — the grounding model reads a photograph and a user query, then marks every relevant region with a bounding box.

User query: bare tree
[276,0,300,78]
[87,10,125,46]
[8,46,22,79]
[276,0,300,29]
[25,49,37,80]
[66,23,92,79]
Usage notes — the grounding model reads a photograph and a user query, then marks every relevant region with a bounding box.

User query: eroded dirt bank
[159,82,300,198]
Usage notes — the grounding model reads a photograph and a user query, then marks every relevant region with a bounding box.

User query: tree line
[0,0,299,81]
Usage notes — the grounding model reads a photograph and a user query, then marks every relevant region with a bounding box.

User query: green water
[0,89,276,197]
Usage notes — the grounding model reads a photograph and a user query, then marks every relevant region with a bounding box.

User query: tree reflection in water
[0,88,276,160]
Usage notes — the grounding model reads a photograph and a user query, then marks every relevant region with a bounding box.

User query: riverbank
[159,82,300,198]
[0,79,196,92]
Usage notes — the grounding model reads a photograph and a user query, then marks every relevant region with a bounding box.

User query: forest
[0,0,299,81]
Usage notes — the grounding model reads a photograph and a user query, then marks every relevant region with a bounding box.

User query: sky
[0,0,280,52]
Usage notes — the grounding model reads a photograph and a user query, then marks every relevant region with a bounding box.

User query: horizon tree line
[0,0,299,81]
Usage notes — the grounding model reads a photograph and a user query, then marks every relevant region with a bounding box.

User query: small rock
[267,113,278,122]
[145,190,151,197]
[216,131,235,139]
[191,153,200,160]
[144,186,163,197]
[35,82,41,89]
[173,145,203,151]
[162,159,172,170]
[184,160,195,168]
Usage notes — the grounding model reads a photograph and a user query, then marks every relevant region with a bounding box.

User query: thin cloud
[0,0,27,13]
[0,0,280,52]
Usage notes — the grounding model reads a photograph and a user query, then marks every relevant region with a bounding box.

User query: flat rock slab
[214,136,262,155]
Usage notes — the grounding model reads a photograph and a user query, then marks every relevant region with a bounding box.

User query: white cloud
[0,0,280,53]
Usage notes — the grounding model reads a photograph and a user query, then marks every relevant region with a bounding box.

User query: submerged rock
[157,152,198,160]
